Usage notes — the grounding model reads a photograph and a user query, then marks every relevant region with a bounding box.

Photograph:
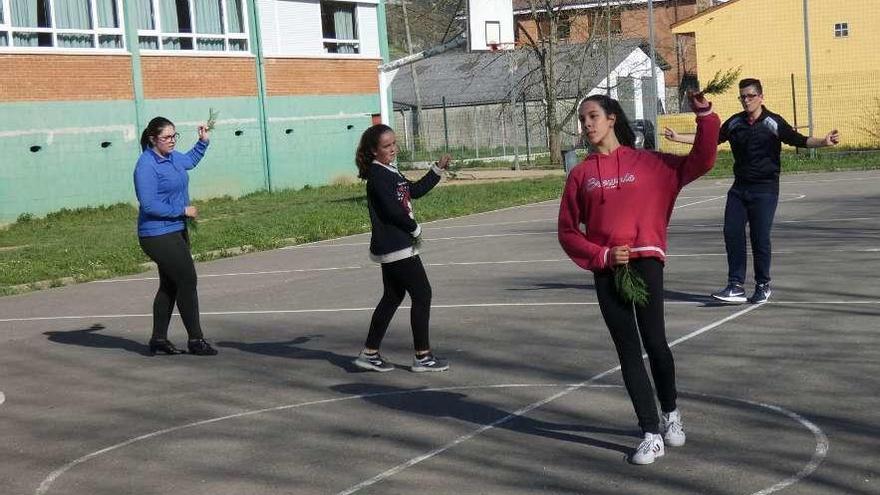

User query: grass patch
[0,177,564,295]
[2,148,877,296]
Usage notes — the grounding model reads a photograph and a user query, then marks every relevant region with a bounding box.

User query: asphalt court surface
[1,171,878,494]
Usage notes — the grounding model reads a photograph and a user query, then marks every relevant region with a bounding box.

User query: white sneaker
[662,409,686,447]
[630,433,665,465]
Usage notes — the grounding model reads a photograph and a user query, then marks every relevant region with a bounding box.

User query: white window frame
[0,0,127,52]
[833,22,848,38]
[320,0,359,55]
[137,0,250,54]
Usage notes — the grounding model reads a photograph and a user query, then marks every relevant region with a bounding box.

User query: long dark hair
[581,95,635,148]
[140,116,174,151]
[355,124,393,179]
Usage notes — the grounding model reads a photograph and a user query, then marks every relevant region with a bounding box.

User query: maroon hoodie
[558,112,721,272]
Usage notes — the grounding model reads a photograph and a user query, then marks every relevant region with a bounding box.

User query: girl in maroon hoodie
[558,93,719,465]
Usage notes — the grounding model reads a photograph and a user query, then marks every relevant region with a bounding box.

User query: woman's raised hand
[197,124,210,143]
[687,90,712,114]
[436,154,452,170]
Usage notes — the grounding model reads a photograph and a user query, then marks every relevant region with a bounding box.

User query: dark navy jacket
[366,161,440,262]
[720,107,808,192]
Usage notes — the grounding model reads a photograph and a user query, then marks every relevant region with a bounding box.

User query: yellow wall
[665,0,880,149]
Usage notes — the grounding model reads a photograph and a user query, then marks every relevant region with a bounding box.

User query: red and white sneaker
[631,432,665,465]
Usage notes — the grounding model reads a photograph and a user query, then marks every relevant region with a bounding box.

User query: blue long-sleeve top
[134,140,209,237]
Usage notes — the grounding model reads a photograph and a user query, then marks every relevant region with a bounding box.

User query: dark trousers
[594,258,676,434]
[138,230,204,341]
[365,255,432,352]
[723,187,779,285]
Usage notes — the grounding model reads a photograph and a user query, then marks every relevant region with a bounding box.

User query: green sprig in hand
[206,107,219,132]
[610,245,649,307]
[614,264,649,307]
[701,66,742,96]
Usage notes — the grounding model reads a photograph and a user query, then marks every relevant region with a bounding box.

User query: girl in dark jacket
[353,124,451,372]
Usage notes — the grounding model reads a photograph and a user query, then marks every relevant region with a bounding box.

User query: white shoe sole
[411,364,449,373]
[712,294,747,303]
[353,358,394,372]
[630,449,664,465]
[664,435,686,447]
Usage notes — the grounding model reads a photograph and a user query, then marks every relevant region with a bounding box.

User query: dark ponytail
[355,124,393,179]
[140,116,175,151]
[582,95,636,148]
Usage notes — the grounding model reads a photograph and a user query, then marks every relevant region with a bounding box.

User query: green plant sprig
[206,108,219,131]
[614,264,649,307]
[701,66,742,95]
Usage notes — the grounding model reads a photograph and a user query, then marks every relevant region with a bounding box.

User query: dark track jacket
[366,160,442,263]
[720,106,809,192]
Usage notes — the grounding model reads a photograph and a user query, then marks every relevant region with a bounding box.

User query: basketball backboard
[466,0,515,51]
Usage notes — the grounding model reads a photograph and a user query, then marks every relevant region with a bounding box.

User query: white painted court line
[90,244,880,284]
[3,299,879,324]
[0,391,5,407]
[674,195,725,209]
[93,265,364,283]
[281,231,554,249]
[34,382,828,495]
[335,305,763,494]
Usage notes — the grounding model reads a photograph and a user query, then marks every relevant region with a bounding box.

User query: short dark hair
[739,78,763,94]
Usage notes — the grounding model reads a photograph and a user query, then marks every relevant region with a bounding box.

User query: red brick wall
[0,54,379,101]
[141,56,257,98]
[265,58,380,96]
[0,55,133,102]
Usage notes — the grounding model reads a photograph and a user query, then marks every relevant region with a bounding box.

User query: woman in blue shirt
[134,116,217,356]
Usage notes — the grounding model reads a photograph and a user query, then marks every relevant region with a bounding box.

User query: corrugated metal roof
[392,38,648,109]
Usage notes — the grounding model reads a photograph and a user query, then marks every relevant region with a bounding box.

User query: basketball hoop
[488,42,499,52]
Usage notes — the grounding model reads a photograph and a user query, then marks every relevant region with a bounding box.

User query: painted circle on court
[36,384,827,495]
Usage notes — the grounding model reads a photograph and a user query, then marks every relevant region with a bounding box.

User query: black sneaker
[711,283,747,303]
[749,283,772,304]
[187,339,218,356]
[354,351,394,372]
[412,353,449,373]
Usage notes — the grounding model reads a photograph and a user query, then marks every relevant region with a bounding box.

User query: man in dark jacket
[665,78,839,303]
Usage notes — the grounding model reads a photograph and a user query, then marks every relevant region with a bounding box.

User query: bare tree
[517,1,616,166]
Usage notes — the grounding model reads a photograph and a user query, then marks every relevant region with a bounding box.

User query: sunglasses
[738,94,761,101]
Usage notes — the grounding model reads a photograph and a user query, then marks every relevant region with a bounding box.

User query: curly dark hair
[355,124,394,179]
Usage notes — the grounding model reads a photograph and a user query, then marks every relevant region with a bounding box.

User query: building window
[557,14,571,40]
[136,0,249,52]
[834,22,848,38]
[321,1,358,54]
[0,0,126,49]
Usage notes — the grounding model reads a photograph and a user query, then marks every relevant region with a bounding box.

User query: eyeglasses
[738,94,761,101]
[156,132,180,143]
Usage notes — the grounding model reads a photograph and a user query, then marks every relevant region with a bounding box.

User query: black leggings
[365,255,432,352]
[138,230,204,341]
[594,258,676,434]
